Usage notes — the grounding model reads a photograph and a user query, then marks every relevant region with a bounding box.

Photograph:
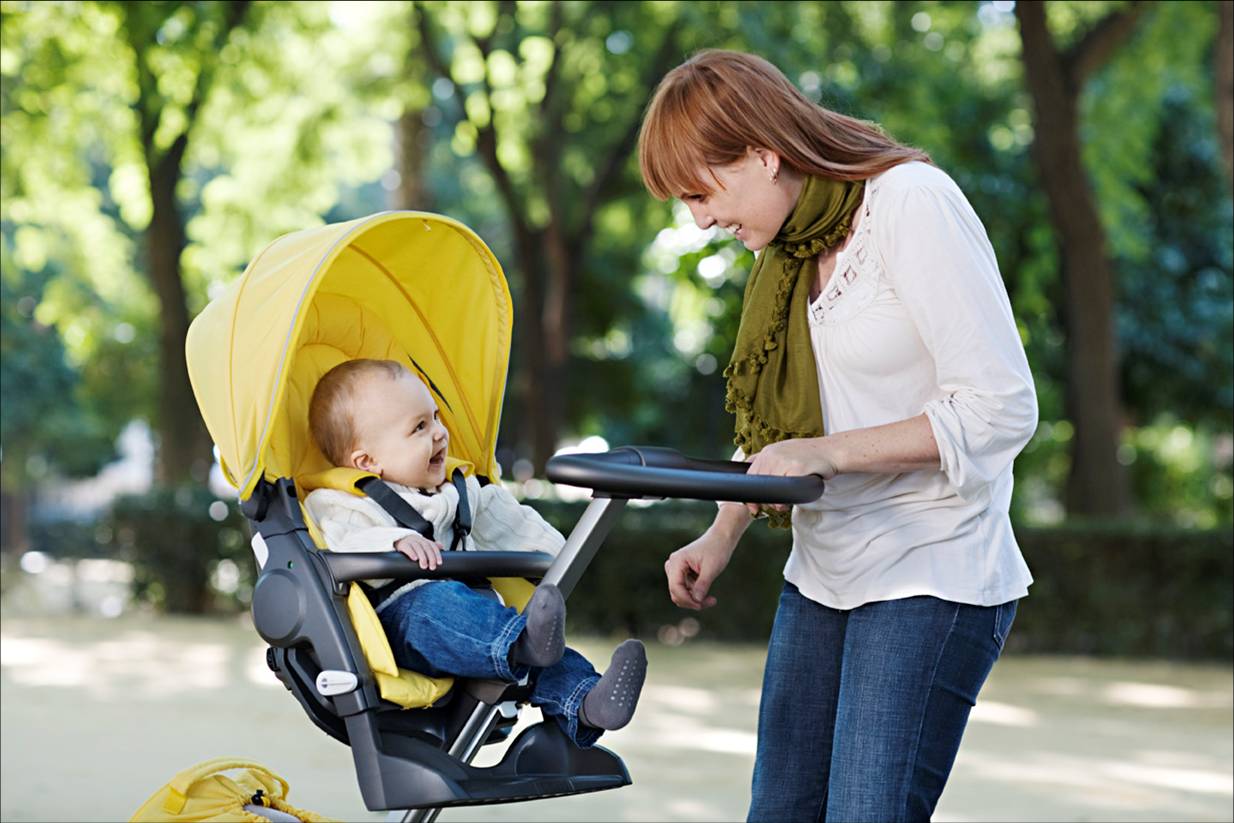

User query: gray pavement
[1,613,1231,822]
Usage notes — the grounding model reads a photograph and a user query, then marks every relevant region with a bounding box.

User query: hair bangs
[639,83,723,201]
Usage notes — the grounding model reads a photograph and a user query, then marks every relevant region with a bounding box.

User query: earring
[771,167,779,184]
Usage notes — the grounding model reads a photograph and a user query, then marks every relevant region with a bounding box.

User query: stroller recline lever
[546,445,825,504]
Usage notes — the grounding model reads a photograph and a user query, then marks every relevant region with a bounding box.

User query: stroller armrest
[322,550,555,583]
[546,445,825,504]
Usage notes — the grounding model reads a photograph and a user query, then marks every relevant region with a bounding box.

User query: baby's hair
[309,359,409,467]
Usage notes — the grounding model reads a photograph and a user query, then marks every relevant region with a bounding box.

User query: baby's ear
[349,448,379,474]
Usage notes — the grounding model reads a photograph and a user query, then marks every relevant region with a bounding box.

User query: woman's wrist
[711,502,752,550]
[812,434,850,476]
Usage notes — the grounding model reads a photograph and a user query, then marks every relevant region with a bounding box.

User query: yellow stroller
[185,211,823,819]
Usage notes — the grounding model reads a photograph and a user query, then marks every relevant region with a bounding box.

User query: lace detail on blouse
[808,180,882,327]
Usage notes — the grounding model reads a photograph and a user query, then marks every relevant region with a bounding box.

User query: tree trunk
[1017,2,1131,517]
[146,152,214,486]
[0,487,30,556]
[1217,0,1233,191]
[396,109,434,211]
[511,226,554,468]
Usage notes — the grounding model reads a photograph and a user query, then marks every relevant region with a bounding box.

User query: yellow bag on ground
[130,757,335,822]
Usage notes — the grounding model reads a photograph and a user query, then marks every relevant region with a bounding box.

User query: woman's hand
[665,509,747,610]
[744,437,841,516]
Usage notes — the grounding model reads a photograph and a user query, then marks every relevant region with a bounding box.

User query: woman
[637,50,1036,822]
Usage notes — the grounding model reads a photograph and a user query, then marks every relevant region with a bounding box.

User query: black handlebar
[545,446,824,504]
[323,550,556,584]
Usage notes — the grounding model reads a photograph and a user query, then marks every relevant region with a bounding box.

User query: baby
[304,358,645,747]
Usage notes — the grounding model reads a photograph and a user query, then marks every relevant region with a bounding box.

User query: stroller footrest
[447,773,629,807]
[356,718,631,811]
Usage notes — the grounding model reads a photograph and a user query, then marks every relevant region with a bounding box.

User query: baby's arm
[468,480,566,557]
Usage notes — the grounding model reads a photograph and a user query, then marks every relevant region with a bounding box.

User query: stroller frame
[245,475,630,819]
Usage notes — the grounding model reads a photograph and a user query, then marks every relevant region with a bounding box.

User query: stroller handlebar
[323,550,556,584]
[545,446,825,504]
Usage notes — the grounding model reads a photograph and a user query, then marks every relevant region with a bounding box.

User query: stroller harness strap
[355,476,435,540]
[357,469,473,604]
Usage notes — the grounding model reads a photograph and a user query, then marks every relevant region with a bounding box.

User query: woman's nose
[687,202,715,230]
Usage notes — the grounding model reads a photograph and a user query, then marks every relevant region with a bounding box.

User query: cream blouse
[785,161,1036,609]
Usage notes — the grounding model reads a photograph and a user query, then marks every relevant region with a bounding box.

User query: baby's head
[309,359,450,489]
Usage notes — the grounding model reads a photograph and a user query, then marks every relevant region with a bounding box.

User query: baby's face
[349,370,450,489]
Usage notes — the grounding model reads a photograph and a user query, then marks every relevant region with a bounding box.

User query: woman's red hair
[639,50,930,200]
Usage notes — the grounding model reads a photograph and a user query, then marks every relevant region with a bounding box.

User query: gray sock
[511,584,565,668]
[579,639,647,730]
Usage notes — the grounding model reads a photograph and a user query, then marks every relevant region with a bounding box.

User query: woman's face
[680,148,800,252]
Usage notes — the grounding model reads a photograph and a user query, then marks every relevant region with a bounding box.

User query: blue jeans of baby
[378,579,603,747]
[748,582,1017,822]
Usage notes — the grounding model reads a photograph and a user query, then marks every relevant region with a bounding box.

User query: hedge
[539,501,1234,660]
[25,494,1232,658]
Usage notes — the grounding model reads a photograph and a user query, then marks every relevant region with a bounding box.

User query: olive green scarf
[723,174,865,526]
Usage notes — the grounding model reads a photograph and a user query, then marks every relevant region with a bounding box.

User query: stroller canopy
[187,212,512,500]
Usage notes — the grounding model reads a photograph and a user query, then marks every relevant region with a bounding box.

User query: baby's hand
[393,534,444,571]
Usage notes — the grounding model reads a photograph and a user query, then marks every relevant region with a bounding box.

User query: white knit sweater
[304,475,564,610]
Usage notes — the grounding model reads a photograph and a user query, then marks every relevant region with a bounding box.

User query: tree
[2,0,398,490]
[413,0,686,469]
[114,1,252,485]
[1015,0,1150,516]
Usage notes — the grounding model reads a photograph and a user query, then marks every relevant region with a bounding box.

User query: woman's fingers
[665,555,701,610]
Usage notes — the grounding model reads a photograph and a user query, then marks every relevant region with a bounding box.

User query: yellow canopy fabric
[186,212,512,500]
[186,211,524,709]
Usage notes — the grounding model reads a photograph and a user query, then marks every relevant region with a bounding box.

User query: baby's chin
[387,466,447,489]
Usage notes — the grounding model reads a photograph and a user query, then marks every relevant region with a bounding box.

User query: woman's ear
[752,147,780,180]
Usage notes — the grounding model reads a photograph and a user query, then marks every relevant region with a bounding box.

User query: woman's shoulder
[872,160,960,197]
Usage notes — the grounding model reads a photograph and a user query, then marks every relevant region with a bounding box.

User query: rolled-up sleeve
[878,177,1038,502]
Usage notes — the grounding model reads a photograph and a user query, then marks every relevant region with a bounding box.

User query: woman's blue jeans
[378,579,602,747]
[749,582,1017,822]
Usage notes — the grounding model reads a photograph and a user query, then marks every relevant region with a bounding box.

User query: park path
[2,614,1231,822]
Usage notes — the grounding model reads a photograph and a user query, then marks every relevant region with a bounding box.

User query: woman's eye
[415,421,425,432]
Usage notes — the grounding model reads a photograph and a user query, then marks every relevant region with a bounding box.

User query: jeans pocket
[992,599,1018,650]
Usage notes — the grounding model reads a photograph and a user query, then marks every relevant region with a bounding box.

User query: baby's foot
[579,639,647,730]
[511,584,566,668]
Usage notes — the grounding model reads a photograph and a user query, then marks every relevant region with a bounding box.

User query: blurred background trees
[2,0,1231,631]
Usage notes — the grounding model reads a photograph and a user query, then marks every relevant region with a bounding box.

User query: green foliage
[0,248,117,487]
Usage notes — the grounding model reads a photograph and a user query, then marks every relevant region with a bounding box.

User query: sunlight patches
[1099,761,1234,796]
[644,685,720,714]
[668,799,721,817]
[1101,681,1214,709]
[968,700,1038,727]
[1,632,229,696]
[246,645,282,688]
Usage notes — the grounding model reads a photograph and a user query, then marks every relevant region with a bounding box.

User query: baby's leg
[532,640,647,747]
[379,580,528,681]
[510,583,566,668]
